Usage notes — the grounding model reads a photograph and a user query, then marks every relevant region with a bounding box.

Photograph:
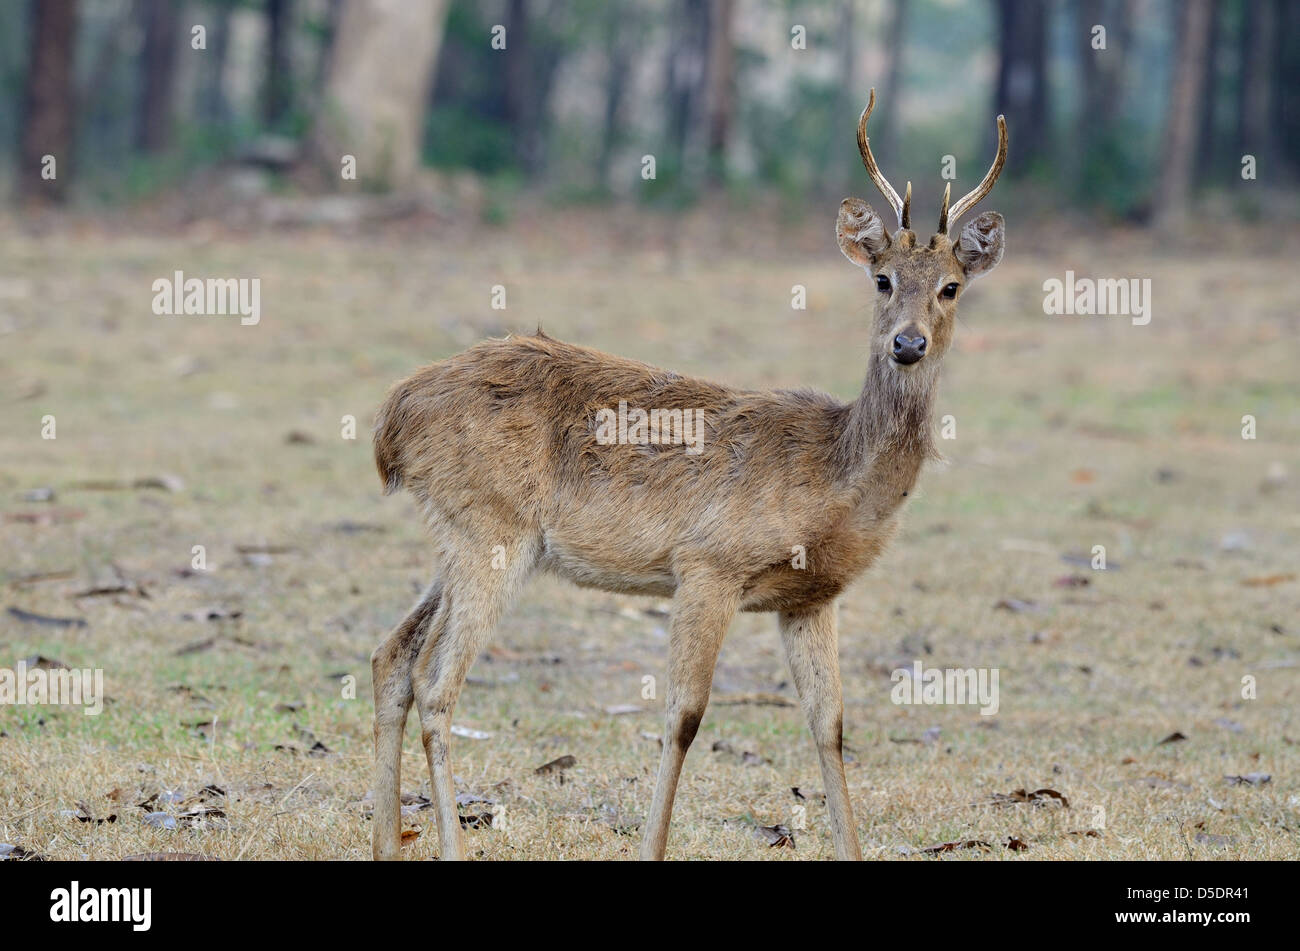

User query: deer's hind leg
[372,578,443,861]
[412,533,538,860]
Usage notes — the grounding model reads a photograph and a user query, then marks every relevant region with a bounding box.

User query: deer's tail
[373,382,412,495]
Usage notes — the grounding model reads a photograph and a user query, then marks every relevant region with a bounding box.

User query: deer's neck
[836,348,940,494]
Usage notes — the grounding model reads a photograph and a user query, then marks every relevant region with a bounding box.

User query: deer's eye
[876,275,891,293]
[940,282,959,300]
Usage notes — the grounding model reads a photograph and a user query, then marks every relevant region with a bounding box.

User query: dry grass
[1,204,1297,860]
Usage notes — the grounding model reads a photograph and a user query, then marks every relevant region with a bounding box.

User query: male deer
[369,90,1007,861]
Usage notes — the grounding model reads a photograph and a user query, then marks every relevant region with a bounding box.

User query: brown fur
[368,107,1007,862]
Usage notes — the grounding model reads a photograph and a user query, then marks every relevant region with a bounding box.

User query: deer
[368,90,1007,861]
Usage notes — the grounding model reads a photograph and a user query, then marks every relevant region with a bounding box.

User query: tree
[874,0,907,171]
[199,3,234,125]
[1236,0,1277,176]
[303,0,450,191]
[265,0,295,129]
[1193,0,1221,185]
[994,0,1049,176]
[703,0,735,184]
[1275,0,1300,179]
[664,0,710,181]
[136,0,179,153]
[17,0,78,203]
[597,0,638,189]
[1154,0,1213,231]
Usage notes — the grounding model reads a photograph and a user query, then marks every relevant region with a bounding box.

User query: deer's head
[837,90,1007,375]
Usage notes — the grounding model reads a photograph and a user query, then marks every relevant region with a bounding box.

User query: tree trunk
[704,0,735,185]
[1154,0,1213,231]
[265,0,294,128]
[304,0,450,191]
[874,0,906,171]
[199,4,231,124]
[1237,0,1277,174]
[994,0,1049,176]
[597,0,634,189]
[1275,0,1300,178]
[17,0,78,204]
[502,0,533,170]
[1194,0,1221,185]
[136,0,179,153]
[664,0,710,180]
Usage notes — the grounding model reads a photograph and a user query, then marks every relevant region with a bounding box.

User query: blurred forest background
[3,0,1299,229]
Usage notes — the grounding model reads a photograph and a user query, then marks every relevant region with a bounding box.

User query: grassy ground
[1,204,1297,860]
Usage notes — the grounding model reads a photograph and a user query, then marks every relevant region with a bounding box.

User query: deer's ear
[837,198,891,268]
[953,211,1005,279]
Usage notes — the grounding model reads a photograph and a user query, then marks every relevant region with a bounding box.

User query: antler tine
[857,88,905,229]
[946,114,1008,233]
[901,181,911,229]
[936,182,951,234]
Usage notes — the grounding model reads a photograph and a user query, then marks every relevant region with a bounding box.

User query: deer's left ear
[953,212,1005,279]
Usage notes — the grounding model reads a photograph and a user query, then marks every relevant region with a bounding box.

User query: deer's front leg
[779,602,862,860]
[640,574,740,861]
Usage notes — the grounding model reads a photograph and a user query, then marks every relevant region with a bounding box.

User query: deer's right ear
[836,198,891,269]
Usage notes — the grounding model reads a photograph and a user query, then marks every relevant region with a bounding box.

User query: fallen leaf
[19,654,69,670]
[180,607,243,622]
[177,805,226,826]
[131,474,184,492]
[534,755,577,775]
[993,598,1041,614]
[1224,773,1271,786]
[7,607,87,628]
[1156,731,1187,745]
[753,824,795,849]
[0,843,45,861]
[917,838,992,854]
[1240,573,1295,587]
[450,725,492,740]
[1054,574,1090,588]
[73,801,116,824]
[985,788,1070,809]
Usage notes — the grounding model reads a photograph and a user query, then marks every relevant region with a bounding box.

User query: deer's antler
[943,114,1007,234]
[857,88,910,230]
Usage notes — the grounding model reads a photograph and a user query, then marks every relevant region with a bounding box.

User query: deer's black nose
[892,333,927,365]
